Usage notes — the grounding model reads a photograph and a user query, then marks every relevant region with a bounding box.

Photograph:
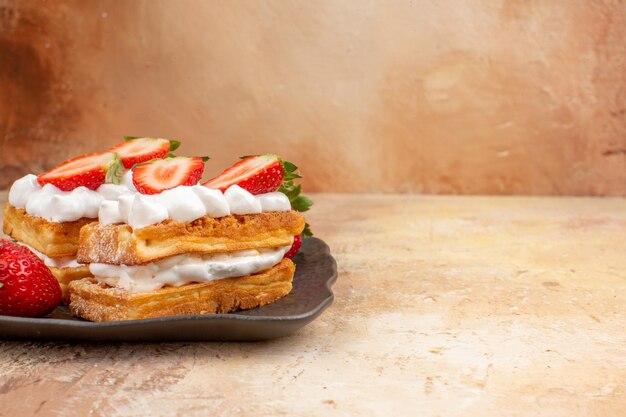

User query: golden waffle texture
[68,259,295,321]
[3,204,94,257]
[77,211,305,265]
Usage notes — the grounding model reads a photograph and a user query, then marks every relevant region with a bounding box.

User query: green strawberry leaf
[291,195,313,212]
[282,161,298,172]
[124,135,140,140]
[284,171,302,180]
[277,159,314,236]
[169,139,181,151]
[278,183,300,200]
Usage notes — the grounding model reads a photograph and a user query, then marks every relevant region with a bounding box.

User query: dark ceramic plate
[0,238,336,342]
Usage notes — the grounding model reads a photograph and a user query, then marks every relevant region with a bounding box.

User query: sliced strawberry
[133,156,205,194]
[203,154,284,194]
[37,152,123,191]
[109,137,174,169]
[284,234,302,259]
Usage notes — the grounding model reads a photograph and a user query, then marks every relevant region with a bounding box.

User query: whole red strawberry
[284,234,302,259]
[0,240,62,317]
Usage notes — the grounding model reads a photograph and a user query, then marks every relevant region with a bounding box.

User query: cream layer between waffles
[81,178,294,293]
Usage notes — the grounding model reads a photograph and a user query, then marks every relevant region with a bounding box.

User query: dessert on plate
[2,138,178,302]
[2,137,312,321]
[69,152,312,321]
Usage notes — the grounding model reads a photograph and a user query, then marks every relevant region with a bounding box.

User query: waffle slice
[69,259,295,321]
[77,211,305,265]
[3,203,93,257]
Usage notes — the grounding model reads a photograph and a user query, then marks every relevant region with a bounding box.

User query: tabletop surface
[0,191,625,417]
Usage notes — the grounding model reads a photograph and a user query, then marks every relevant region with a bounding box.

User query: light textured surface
[1,0,626,195]
[1,191,626,416]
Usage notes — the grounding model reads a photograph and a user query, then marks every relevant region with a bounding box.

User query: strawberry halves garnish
[0,239,62,317]
[202,154,285,195]
[110,137,180,169]
[132,156,205,195]
[37,152,124,191]
[203,154,313,238]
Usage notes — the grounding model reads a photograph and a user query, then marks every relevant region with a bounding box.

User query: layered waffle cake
[2,138,178,302]
[69,153,311,321]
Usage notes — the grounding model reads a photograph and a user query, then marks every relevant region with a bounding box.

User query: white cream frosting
[8,173,135,222]
[99,184,290,229]
[9,173,291,228]
[90,245,291,293]
[8,174,40,208]
[21,243,84,269]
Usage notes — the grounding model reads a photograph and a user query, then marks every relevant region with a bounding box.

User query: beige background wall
[1,0,625,194]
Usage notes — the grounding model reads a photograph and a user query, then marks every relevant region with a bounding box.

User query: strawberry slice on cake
[132,156,206,194]
[203,154,285,194]
[109,137,180,169]
[37,152,124,191]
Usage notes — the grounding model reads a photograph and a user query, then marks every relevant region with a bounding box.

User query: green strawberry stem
[105,153,125,185]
